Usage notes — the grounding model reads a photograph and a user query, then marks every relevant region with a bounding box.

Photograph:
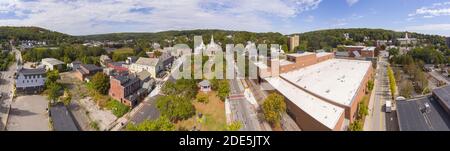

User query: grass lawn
[175,91,226,131]
[106,99,130,117]
[114,47,134,54]
[112,47,134,61]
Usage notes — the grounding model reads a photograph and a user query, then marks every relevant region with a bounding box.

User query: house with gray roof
[15,66,46,94]
[129,57,163,78]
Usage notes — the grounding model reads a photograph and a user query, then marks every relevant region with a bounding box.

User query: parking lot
[6,95,50,131]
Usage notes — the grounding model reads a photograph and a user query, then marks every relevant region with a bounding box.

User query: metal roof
[433,85,450,114]
[49,103,79,131]
[396,96,450,131]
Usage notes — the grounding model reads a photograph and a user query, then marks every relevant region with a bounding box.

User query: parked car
[385,100,392,113]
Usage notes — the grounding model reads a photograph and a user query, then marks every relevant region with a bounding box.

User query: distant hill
[0,27,446,51]
[78,29,287,47]
[0,26,74,43]
[294,28,446,51]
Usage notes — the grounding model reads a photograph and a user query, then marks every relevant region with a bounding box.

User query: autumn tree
[262,93,286,127]
[126,116,175,131]
[90,72,110,95]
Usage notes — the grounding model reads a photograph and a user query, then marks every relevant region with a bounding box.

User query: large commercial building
[41,58,64,71]
[15,67,46,94]
[258,52,373,131]
[396,85,450,131]
[288,35,300,51]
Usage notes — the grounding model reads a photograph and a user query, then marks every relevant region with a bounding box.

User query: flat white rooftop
[281,59,371,106]
[266,77,344,129]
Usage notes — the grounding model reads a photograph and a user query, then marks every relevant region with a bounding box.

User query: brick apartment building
[338,46,375,58]
[109,74,148,107]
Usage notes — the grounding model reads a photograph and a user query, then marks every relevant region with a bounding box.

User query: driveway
[7,95,50,131]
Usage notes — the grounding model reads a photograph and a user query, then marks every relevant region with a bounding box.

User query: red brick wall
[345,47,364,57]
[285,98,338,131]
[109,78,125,102]
[348,64,374,122]
[361,51,374,58]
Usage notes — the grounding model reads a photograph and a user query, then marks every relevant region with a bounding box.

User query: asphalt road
[245,79,300,131]
[129,95,161,125]
[364,56,388,131]
[0,45,20,130]
[228,79,262,131]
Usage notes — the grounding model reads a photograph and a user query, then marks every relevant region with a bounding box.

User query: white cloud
[0,0,322,35]
[346,0,359,6]
[409,2,450,18]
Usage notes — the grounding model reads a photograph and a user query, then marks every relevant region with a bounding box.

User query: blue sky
[1,0,450,36]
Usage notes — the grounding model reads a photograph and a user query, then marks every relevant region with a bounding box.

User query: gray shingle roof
[18,68,46,75]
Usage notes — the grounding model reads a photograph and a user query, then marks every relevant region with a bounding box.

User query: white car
[385,101,392,113]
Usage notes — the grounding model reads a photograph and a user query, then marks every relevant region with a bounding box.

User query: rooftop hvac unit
[421,102,431,113]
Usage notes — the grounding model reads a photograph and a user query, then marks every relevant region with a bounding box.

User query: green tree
[367,80,374,92]
[156,95,195,121]
[387,66,397,99]
[217,80,230,101]
[163,79,198,99]
[90,72,110,95]
[358,100,369,118]
[47,82,62,102]
[399,81,413,98]
[388,48,399,57]
[196,92,209,103]
[126,116,175,131]
[348,120,363,131]
[262,93,286,127]
[46,70,60,83]
[61,88,72,106]
[226,121,242,131]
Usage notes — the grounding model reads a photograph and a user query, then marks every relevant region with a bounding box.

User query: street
[363,56,387,131]
[245,79,300,131]
[0,45,21,130]
[228,78,262,131]
[364,55,389,131]
[128,95,161,125]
